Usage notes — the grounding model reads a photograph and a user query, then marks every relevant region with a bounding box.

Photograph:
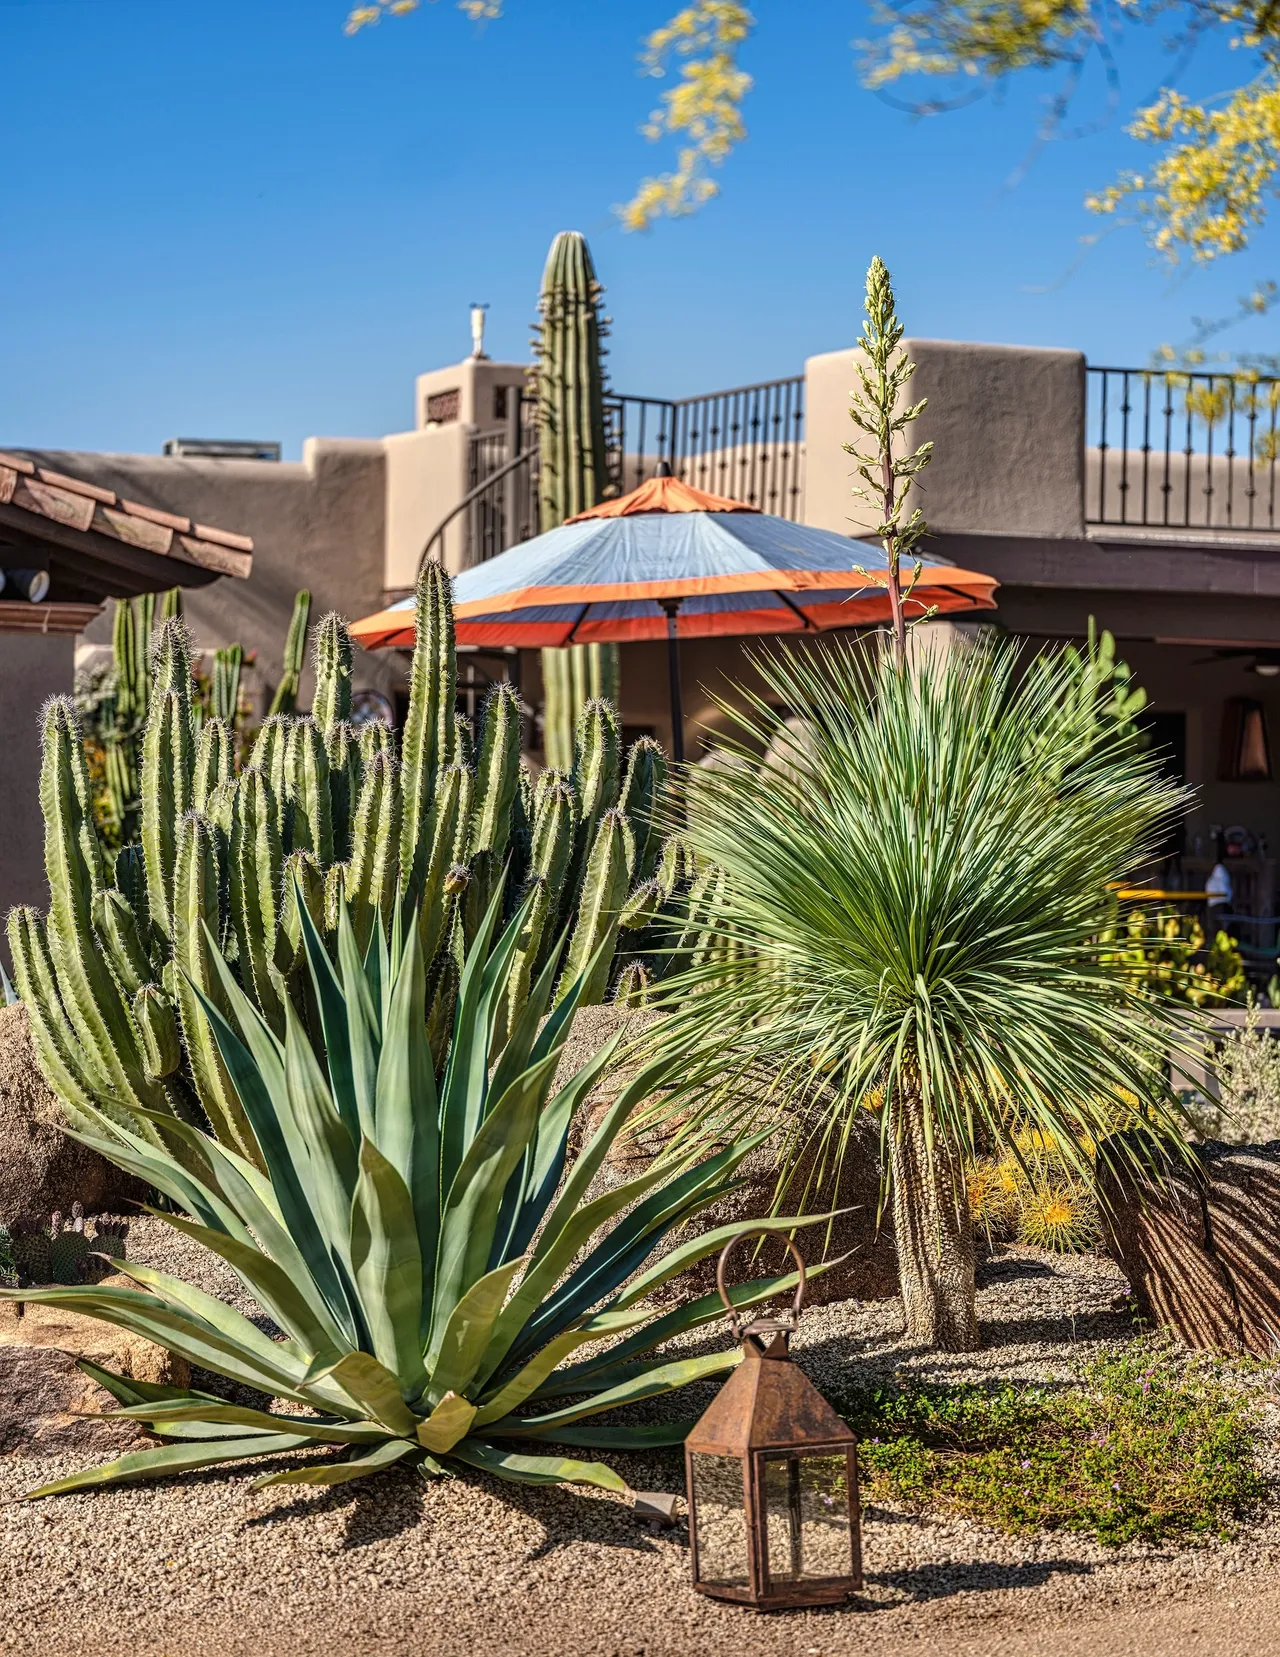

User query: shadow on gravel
[869,1556,1094,1601]
[243,1465,426,1549]
[981,1308,1137,1349]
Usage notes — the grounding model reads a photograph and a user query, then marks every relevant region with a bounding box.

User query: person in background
[1206,835,1233,918]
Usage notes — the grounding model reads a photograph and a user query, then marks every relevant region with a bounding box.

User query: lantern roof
[685,1335,854,1455]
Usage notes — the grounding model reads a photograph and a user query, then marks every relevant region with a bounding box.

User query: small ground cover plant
[829,1348,1265,1546]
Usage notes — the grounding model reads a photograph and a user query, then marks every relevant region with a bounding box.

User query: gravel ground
[2,1234,1279,1657]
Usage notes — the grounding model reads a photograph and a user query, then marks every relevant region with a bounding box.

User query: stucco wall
[804,339,1086,541]
[0,631,75,966]
[18,441,399,713]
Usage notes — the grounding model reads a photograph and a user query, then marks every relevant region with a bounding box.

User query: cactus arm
[541,651,573,773]
[325,721,360,863]
[619,737,668,882]
[140,689,194,948]
[268,589,312,717]
[573,699,621,849]
[6,908,101,1129]
[172,812,263,1164]
[133,985,182,1080]
[92,889,152,1000]
[229,768,285,1034]
[346,752,402,954]
[398,563,457,900]
[497,875,550,1050]
[312,613,353,736]
[212,645,244,727]
[555,807,630,1007]
[284,717,334,866]
[193,719,234,812]
[416,762,469,967]
[471,683,521,861]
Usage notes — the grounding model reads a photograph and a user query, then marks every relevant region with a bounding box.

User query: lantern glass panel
[761,1452,855,1586]
[690,1453,750,1588]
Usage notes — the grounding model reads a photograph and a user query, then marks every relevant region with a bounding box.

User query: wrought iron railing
[422,375,807,570]
[1088,364,1280,531]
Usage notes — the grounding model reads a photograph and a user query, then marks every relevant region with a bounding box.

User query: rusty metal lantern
[684,1232,863,1611]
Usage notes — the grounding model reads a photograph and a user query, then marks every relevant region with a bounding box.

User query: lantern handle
[715,1229,807,1342]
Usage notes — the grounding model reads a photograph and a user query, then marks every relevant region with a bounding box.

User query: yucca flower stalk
[663,636,1196,1352]
[3,882,834,1500]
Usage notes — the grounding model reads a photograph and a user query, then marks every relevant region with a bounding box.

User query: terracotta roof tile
[0,452,253,580]
[193,523,254,553]
[120,499,192,533]
[35,468,117,505]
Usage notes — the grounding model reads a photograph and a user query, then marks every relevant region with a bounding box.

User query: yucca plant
[4,882,831,1500]
[663,636,1198,1352]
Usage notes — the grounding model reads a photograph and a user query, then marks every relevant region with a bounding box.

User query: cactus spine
[533,230,621,771]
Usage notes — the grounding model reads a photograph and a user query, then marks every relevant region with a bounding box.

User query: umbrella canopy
[349,476,998,652]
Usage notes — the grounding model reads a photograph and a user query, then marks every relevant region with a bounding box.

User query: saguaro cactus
[533,230,621,771]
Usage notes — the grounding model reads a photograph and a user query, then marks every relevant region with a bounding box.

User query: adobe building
[10,324,1280,927]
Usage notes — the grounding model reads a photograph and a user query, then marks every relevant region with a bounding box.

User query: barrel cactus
[533,230,621,772]
[11,563,693,1158]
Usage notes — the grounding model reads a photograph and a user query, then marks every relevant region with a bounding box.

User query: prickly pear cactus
[13,561,696,1161]
[6,1208,128,1286]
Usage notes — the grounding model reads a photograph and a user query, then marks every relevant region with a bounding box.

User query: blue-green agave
[6,883,830,1500]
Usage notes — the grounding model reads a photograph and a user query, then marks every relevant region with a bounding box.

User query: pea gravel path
[2,1235,1279,1657]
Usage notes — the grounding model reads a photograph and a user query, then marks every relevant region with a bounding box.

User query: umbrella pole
[659,597,685,763]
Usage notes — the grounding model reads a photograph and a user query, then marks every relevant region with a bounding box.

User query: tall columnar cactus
[533,230,621,772]
[267,589,313,717]
[13,560,698,1163]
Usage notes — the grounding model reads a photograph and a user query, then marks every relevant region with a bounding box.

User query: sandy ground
[3,1238,1279,1656]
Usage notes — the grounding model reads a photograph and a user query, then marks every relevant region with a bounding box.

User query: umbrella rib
[773,586,818,630]
[564,603,592,645]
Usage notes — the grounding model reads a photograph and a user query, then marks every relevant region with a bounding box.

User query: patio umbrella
[350,473,998,761]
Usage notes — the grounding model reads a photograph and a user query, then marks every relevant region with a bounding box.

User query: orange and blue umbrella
[350,474,998,757]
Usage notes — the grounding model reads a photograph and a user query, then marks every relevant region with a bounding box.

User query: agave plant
[665,635,1197,1353]
[5,883,831,1500]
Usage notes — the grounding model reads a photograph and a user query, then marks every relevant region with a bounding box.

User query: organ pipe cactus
[533,230,621,772]
[13,559,697,1159]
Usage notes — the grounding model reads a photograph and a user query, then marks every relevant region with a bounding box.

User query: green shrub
[830,1349,1264,1545]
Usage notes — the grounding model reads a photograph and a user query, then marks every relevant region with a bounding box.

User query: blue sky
[3,0,1276,457]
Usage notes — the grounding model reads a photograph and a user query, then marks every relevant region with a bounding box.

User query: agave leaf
[613,1208,849,1309]
[296,886,360,1137]
[539,1260,846,1397]
[306,1351,420,1438]
[515,1420,695,1449]
[472,1308,652,1426]
[252,1436,420,1489]
[337,901,381,1139]
[486,1348,741,1438]
[100,1400,386,1444]
[488,1027,627,1272]
[430,1046,562,1357]
[98,1259,315,1379]
[349,1137,426,1394]
[416,1391,477,1453]
[22,1433,319,1500]
[74,1358,228,1410]
[282,995,360,1258]
[194,959,360,1335]
[146,1208,345,1364]
[371,915,439,1331]
[449,1437,629,1495]
[58,1116,238,1240]
[425,1254,527,1406]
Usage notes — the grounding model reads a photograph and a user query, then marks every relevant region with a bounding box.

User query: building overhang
[0,449,253,615]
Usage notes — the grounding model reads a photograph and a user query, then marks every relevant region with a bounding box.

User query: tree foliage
[344,0,1280,259]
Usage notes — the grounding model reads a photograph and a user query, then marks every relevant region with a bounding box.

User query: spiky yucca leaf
[4,882,823,1502]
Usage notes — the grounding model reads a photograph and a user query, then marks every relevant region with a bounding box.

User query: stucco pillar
[803,339,1087,542]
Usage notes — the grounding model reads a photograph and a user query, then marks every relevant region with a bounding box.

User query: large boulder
[553,1004,897,1307]
[0,1272,189,1456]
[0,1003,146,1225]
[1099,1135,1280,1357]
